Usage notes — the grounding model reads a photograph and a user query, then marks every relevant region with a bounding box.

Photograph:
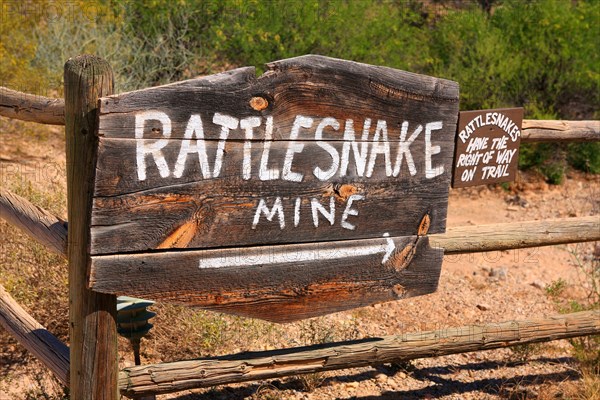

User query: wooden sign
[88,55,459,322]
[452,108,523,188]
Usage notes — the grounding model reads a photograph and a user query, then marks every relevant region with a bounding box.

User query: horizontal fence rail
[0,87,65,125]
[430,216,600,254]
[119,310,600,396]
[1,85,599,398]
[0,189,68,257]
[521,119,600,142]
[2,189,598,262]
[1,87,599,142]
[0,284,70,386]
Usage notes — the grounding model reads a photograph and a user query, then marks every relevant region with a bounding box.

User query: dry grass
[143,304,283,362]
[542,241,600,400]
[546,369,600,400]
[1,120,598,399]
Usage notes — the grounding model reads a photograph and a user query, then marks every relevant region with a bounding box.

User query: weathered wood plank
[90,177,449,254]
[91,55,457,255]
[0,188,68,256]
[64,55,118,399]
[118,310,600,396]
[97,55,459,141]
[522,119,600,143]
[431,215,600,253]
[94,133,453,198]
[0,284,70,386]
[1,196,591,261]
[0,86,65,125]
[89,214,600,321]
[91,55,458,322]
[90,235,442,322]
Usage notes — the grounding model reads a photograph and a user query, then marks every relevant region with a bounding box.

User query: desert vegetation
[0,0,598,399]
[2,0,598,179]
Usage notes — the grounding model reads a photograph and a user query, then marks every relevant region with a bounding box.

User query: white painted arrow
[198,233,395,269]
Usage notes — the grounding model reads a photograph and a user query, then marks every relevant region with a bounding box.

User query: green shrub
[519,143,567,183]
[428,4,515,110]
[519,141,598,182]
[567,143,600,174]
[116,0,428,76]
[430,0,599,116]
[1,0,598,180]
[428,0,598,182]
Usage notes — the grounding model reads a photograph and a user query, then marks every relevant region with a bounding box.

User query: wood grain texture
[522,119,600,143]
[90,235,442,322]
[97,55,459,141]
[91,55,458,257]
[64,55,118,399]
[91,168,450,254]
[0,284,70,386]
[1,193,590,261]
[0,86,65,125]
[0,188,67,256]
[89,214,599,321]
[431,215,600,254]
[118,310,600,396]
[93,136,451,196]
[89,55,459,321]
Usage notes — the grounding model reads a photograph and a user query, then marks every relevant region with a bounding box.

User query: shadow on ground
[166,356,579,399]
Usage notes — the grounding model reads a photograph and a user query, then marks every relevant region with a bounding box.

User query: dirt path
[164,173,597,400]
[0,122,598,399]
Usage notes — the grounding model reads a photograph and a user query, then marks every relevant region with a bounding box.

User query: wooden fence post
[64,55,118,399]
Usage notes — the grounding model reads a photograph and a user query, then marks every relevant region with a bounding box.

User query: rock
[489,267,508,280]
[476,303,490,311]
[375,373,388,383]
[530,280,545,290]
[506,194,528,208]
[397,371,407,379]
[346,381,360,389]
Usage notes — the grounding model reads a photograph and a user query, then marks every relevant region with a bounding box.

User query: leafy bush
[567,142,600,174]
[427,0,599,181]
[115,0,428,76]
[429,0,599,116]
[519,143,567,184]
[0,1,50,93]
[1,0,598,180]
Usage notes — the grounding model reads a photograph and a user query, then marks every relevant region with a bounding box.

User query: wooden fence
[0,55,599,399]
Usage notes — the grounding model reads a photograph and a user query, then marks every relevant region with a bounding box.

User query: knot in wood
[418,213,431,236]
[392,284,406,298]
[331,183,359,201]
[249,96,268,111]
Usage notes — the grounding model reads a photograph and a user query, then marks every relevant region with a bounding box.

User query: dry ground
[0,118,598,399]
